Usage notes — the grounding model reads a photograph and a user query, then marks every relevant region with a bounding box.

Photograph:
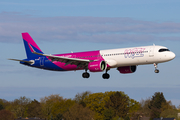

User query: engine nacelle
[117,66,136,74]
[88,61,107,72]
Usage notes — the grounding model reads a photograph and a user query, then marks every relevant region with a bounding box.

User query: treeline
[0,91,179,120]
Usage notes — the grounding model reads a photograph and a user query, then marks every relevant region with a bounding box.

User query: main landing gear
[82,69,110,79]
[82,70,90,78]
[102,69,110,79]
[154,63,159,73]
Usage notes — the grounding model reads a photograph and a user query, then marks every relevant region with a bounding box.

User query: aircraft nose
[169,52,176,60]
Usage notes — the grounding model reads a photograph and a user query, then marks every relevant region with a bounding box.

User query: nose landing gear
[154,63,159,73]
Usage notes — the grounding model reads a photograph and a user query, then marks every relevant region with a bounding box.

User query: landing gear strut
[154,63,159,73]
[82,69,90,78]
[102,69,110,79]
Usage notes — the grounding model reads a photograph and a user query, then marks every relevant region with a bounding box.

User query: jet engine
[117,66,136,74]
[88,61,107,72]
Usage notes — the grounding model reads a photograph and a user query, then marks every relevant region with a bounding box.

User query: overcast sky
[0,0,180,106]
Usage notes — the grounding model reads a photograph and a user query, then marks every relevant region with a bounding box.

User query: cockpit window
[159,48,170,52]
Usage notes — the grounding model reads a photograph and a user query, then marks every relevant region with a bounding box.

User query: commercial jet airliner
[9,32,175,79]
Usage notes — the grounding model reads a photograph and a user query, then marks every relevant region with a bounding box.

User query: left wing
[29,44,92,68]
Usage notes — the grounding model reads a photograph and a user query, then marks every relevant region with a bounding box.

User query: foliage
[160,100,179,119]
[105,91,129,118]
[160,109,178,119]
[0,91,177,120]
[0,99,4,110]
[74,91,92,107]
[139,98,151,117]
[161,100,176,111]
[148,92,166,120]
[63,103,95,120]
[40,94,64,120]
[128,99,141,117]
[0,109,15,120]
[6,96,31,118]
[51,99,75,118]
[83,91,133,120]
[50,113,63,120]
[103,108,115,120]
[0,104,4,110]
[84,91,116,119]
[27,99,43,118]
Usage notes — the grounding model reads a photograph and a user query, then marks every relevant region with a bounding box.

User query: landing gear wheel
[102,73,110,79]
[82,72,90,78]
[153,63,159,73]
[154,69,159,73]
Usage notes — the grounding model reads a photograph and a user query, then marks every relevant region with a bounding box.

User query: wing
[29,44,92,69]
[34,52,92,68]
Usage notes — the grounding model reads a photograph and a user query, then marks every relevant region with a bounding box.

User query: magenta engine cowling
[117,66,136,74]
[88,61,107,72]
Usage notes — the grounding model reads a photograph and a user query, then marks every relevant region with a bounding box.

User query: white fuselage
[100,45,175,68]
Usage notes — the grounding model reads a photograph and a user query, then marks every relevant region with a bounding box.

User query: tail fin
[22,32,44,59]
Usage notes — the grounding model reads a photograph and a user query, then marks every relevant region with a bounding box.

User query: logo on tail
[22,32,43,59]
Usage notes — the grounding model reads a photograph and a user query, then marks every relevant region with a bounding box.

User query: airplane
[9,32,176,79]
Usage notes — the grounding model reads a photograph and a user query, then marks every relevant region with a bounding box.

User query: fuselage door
[149,47,154,57]
[40,57,45,66]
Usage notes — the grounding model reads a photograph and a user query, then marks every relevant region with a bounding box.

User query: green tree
[128,99,140,117]
[149,92,166,120]
[105,91,129,119]
[139,98,151,117]
[74,91,92,107]
[84,91,132,120]
[27,99,43,118]
[50,113,63,120]
[40,94,64,120]
[103,108,115,120]
[161,100,176,111]
[6,96,31,118]
[84,92,113,119]
[160,109,178,119]
[51,99,75,118]
[63,103,95,120]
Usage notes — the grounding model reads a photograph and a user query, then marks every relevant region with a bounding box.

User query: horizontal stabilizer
[8,59,34,64]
